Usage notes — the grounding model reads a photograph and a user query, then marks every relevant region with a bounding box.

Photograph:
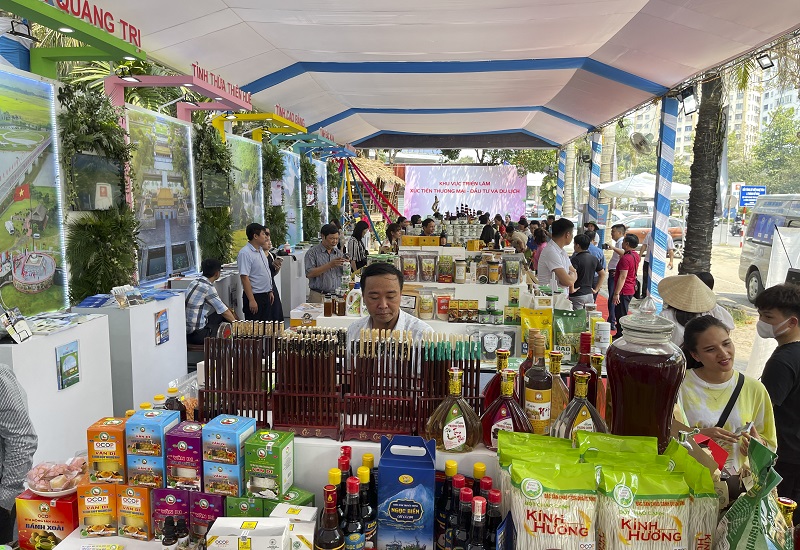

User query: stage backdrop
[403,165,526,219]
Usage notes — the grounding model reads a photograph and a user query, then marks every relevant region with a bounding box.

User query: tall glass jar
[605,298,685,453]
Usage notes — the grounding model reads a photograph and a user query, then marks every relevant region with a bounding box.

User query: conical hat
[658,274,717,313]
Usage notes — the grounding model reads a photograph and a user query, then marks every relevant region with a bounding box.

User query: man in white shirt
[605,223,626,327]
[535,218,577,292]
[346,263,434,343]
[640,230,675,298]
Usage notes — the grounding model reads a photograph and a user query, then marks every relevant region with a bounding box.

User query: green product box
[244,430,295,499]
[225,496,264,518]
[264,486,316,516]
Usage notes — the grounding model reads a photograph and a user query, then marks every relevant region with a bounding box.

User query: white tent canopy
[87,1,800,147]
[598,172,691,200]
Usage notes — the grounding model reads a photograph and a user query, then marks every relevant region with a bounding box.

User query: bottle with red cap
[338,455,351,503]
[484,490,502,550]
[357,467,376,548]
[569,332,598,406]
[466,497,487,550]
[340,477,364,550]
[315,485,345,550]
[444,481,468,550]
[435,461,459,550]
[478,477,492,500]
[451,487,473,550]
[340,447,353,479]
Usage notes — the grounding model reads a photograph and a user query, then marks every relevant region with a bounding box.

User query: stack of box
[206,517,291,550]
[87,417,127,483]
[202,415,256,497]
[244,430,294,503]
[125,409,180,488]
[16,491,79,550]
[166,421,204,491]
[76,484,117,537]
[271,503,318,550]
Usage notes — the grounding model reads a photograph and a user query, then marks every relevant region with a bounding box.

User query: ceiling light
[8,21,38,42]
[116,67,140,83]
[224,111,237,120]
[756,52,774,70]
[214,97,223,101]
[677,85,698,116]
[183,83,194,87]
[122,56,136,61]
[58,27,74,33]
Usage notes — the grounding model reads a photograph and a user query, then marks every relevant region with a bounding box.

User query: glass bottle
[551,372,608,441]
[436,461,459,550]
[548,352,569,423]
[361,454,377,509]
[471,463,486,496]
[340,477,364,550]
[480,370,533,450]
[523,336,552,435]
[315,485,345,550]
[568,332,598,407]
[162,517,177,550]
[357,467,376,548]
[176,517,189,548]
[451,488,473,550]
[425,368,482,453]
[478,478,492,500]
[484,490,502,550]
[339,456,351,491]
[443,480,466,550]
[481,349,510,411]
[606,298,686,453]
[164,388,187,421]
[328,468,344,521]
[591,354,608,420]
[466,497,487,550]
[340,447,353,478]
[516,331,544,403]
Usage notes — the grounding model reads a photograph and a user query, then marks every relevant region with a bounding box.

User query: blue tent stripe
[350,129,559,147]
[555,149,566,217]
[306,106,593,133]
[243,58,668,95]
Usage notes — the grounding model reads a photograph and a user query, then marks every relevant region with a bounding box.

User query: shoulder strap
[716,373,745,428]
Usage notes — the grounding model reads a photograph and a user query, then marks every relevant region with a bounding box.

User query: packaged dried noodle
[575,430,659,458]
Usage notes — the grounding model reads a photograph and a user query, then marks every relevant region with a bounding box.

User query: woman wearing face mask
[676,315,776,475]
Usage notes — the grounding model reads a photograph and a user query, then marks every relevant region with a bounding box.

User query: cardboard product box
[16,490,78,550]
[225,496,264,518]
[377,436,436,550]
[152,488,190,540]
[401,235,420,247]
[289,303,324,328]
[288,522,315,550]
[127,455,165,489]
[206,517,291,550]
[270,504,318,524]
[203,415,257,465]
[166,421,203,491]
[244,430,294,499]
[86,417,127,484]
[189,492,226,542]
[419,236,439,247]
[116,485,152,540]
[76,484,117,537]
[125,409,180,457]
[204,462,245,497]
[263,486,315,516]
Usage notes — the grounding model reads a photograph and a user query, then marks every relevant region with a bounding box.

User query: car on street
[620,215,686,255]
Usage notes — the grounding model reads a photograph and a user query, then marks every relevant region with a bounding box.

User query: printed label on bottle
[571,405,595,433]
[443,407,467,451]
[554,345,572,363]
[524,388,552,435]
[491,417,515,448]
[364,521,377,546]
[316,544,344,550]
[436,515,447,550]
[344,532,365,550]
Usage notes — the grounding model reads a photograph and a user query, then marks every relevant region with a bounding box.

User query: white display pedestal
[73,295,188,417]
[281,250,309,317]
[0,316,113,462]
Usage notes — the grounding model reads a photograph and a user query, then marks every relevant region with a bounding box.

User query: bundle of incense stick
[231,320,283,338]
[418,333,482,398]
[350,329,415,397]
[294,326,348,362]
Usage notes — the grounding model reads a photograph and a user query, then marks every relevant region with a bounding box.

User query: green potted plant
[262,142,287,245]
[300,155,322,241]
[193,122,233,263]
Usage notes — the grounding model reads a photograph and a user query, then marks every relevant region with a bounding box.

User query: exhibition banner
[312,158,328,224]
[403,165,526,219]
[127,105,197,282]
[227,134,264,253]
[280,150,303,246]
[0,66,65,315]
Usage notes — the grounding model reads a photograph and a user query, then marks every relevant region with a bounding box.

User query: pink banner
[403,165,526,219]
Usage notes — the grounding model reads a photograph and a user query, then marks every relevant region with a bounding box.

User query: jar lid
[619,296,675,334]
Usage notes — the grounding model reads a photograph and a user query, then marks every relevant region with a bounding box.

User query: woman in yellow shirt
[676,315,776,474]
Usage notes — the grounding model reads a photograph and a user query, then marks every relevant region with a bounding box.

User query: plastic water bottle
[346,283,362,317]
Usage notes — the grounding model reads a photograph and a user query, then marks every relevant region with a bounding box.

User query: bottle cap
[167,388,179,395]
[139,402,152,409]
[323,485,337,510]
[488,489,502,504]
[125,409,135,417]
[472,496,487,516]
[445,460,458,477]
[341,445,352,458]
[357,466,370,484]
[347,477,360,494]
[453,474,466,489]
[328,468,341,485]
[460,487,474,503]
[338,455,350,472]
[580,332,593,353]
[473,462,486,479]
[480,477,492,492]
[362,453,375,470]
[154,394,165,401]
[176,517,186,529]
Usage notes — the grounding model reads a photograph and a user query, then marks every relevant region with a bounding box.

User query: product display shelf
[73,294,188,417]
[0,315,112,463]
[398,245,469,258]
[403,280,527,309]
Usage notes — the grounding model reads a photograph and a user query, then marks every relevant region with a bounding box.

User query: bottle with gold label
[548,352,569,427]
[480,370,532,451]
[315,485,345,550]
[551,372,607,441]
[425,368,482,452]
[481,349,510,411]
[522,335,552,435]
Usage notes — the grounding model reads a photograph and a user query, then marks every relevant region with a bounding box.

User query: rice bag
[553,309,587,365]
[575,430,659,457]
[520,307,553,357]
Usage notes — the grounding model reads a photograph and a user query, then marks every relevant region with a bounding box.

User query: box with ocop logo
[244,430,294,499]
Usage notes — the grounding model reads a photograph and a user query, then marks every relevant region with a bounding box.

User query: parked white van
[739,194,800,302]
